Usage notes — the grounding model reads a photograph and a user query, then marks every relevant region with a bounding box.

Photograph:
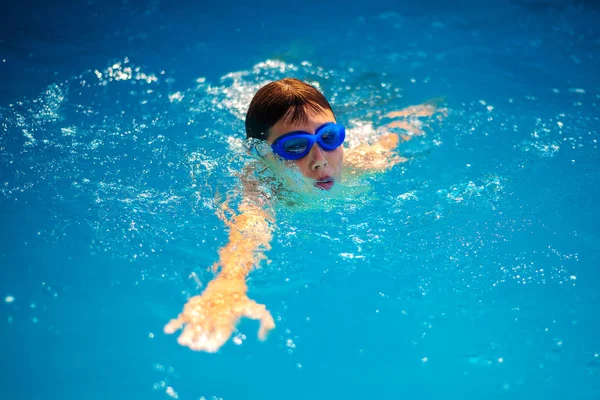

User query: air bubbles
[168,92,184,103]
[552,338,564,354]
[165,386,178,399]
[4,295,15,303]
[437,176,504,206]
[233,333,246,345]
[152,381,165,390]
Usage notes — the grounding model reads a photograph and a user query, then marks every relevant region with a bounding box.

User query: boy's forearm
[215,237,268,282]
[211,205,273,284]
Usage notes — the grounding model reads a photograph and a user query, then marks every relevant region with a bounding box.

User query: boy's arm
[344,101,446,172]
[164,199,276,352]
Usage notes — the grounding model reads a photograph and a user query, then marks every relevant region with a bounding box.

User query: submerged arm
[383,98,447,140]
[343,130,406,172]
[164,198,276,352]
[344,100,447,172]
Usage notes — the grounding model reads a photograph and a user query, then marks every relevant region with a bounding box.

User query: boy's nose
[309,145,328,171]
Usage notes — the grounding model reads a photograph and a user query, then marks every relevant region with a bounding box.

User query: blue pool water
[1,0,599,399]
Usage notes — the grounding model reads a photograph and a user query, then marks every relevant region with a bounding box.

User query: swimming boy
[164,78,443,352]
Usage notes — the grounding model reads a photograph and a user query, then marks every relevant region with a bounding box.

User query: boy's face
[267,109,343,191]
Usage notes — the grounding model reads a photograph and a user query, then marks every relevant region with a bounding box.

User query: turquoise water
[1,1,599,399]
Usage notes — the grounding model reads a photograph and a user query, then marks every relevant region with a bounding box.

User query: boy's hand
[164,278,275,352]
[383,101,448,139]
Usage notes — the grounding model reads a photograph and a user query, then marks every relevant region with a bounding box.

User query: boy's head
[245,78,334,141]
[245,78,343,190]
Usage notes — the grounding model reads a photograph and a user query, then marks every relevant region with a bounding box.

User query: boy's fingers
[258,313,276,340]
[243,299,275,340]
[164,316,184,334]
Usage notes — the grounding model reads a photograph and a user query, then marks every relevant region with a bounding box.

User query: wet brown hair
[245,78,334,140]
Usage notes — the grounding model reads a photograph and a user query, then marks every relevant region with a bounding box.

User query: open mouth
[314,178,334,191]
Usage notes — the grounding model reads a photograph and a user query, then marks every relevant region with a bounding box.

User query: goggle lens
[282,137,310,155]
[319,125,340,149]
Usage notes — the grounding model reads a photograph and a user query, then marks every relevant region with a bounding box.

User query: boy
[164,78,442,352]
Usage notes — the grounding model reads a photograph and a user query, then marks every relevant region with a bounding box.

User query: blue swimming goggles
[271,122,346,161]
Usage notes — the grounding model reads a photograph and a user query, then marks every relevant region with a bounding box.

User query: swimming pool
[1,0,599,399]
